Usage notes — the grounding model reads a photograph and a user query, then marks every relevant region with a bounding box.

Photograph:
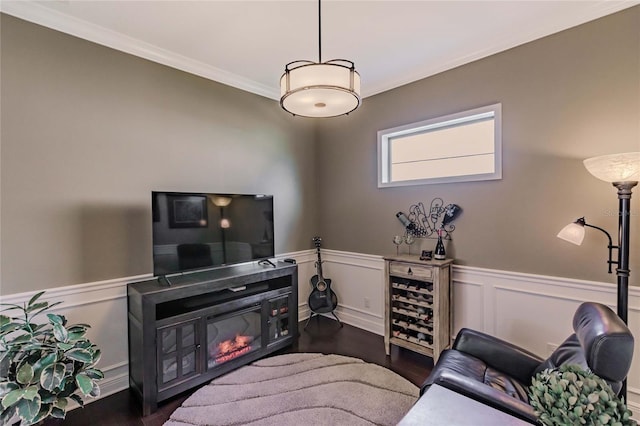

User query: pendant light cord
[318,0,322,63]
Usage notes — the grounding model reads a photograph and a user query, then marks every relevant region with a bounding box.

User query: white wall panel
[318,250,386,335]
[2,250,638,415]
[451,279,485,333]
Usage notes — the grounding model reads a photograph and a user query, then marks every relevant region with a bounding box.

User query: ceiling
[2,1,638,100]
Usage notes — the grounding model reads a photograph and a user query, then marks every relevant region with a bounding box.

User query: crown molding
[0,0,280,100]
[2,0,637,101]
[362,0,640,98]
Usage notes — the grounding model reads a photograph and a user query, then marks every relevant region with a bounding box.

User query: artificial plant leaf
[52,323,68,343]
[50,406,66,419]
[0,382,19,399]
[63,362,74,376]
[16,395,41,424]
[40,363,66,391]
[67,331,86,342]
[30,405,53,425]
[66,325,89,333]
[21,386,39,401]
[84,368,104,380]
[22,342,47,352]
[598,414,611,424]
[32,353,57,386]
[30,301,62,320]
[56,342,74,351]
[47,314,64,326]
[16,363,34,385]
[55,376,75,398]
[0,345,17,365]
[75,340,92,349]
[71,323,92,329]
[91,348,102,366]
[75,374,93,396]
[39,391,57,404]
[26,302,48,314]
[0,303,23,313]
[0,315,9,328]
[89,381,100,398]
[1,388,25,409]
[54,396,68,410]
[66,348,92,363]
[11,334,33,345]
[69,393,84,407]
[27,291,45,308]
[0,321,21,336]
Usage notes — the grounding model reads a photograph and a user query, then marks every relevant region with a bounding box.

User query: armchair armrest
[426,369,539,424]
[454,328,544,384]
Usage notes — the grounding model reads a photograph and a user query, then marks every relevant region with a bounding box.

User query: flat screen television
[152,191,274,276]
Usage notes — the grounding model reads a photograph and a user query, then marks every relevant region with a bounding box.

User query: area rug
[164,353,419,426]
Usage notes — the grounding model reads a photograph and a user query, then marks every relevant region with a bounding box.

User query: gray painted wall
[1,8,639,295]
[0,15,317,293]
[316,7,640,284]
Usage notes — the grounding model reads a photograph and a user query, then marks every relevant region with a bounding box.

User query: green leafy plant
[0,291,103,425]
[529,364,636,426]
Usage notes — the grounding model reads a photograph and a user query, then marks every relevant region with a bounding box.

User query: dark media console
[127,261,298,416]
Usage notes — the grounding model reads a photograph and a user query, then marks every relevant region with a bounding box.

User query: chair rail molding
[1,249,637,413]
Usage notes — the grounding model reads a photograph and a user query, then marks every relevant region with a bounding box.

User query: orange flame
[214,334,253,363]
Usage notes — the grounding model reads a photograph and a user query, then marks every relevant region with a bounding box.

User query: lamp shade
[211,196,232,207]
[583,152,640,183]
[557,220,585,245]
[280,60,361,118]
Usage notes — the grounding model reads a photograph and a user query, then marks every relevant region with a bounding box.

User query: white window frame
[377,103,502,187]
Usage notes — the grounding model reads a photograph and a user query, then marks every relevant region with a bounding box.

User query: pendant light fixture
[280,0,361,118]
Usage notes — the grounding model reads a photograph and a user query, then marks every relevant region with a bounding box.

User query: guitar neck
[316,248,324,280]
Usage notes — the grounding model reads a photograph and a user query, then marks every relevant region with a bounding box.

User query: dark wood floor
[61,317,433,426]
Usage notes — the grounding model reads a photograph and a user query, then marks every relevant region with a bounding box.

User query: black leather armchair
[421,302,634,423]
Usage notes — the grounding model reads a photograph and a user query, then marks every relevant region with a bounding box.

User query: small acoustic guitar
[308,237,338,314]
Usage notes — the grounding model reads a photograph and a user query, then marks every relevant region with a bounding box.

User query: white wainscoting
[0,274,147,402]
[0,251,315,410]
[318,249,640,414]
[2,249,638,414]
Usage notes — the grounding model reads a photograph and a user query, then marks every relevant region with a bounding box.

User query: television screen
[152,192,274,276]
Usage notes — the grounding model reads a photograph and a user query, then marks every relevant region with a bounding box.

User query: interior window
[378,103,502,187]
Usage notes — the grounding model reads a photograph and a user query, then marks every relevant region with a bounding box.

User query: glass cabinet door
[157,319,200,390]
[267,295,291,344]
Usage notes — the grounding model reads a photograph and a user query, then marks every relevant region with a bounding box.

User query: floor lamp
[557,151,639,400]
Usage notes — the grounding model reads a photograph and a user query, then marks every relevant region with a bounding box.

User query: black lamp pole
[613,181,636,400]
[613,181,636,324]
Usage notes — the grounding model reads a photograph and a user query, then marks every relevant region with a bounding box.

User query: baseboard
[297,303,383,335]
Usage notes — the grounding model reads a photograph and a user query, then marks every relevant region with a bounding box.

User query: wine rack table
[384,255,453,362]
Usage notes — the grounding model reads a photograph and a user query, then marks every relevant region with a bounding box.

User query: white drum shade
[280,62,361,118]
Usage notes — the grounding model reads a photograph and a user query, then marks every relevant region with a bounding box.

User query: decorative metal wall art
[398,198,462,240]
